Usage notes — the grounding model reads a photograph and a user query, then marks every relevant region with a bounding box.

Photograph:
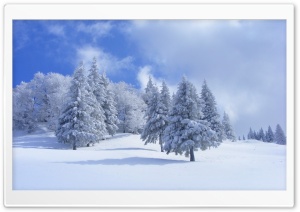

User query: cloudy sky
[13,20,286,137]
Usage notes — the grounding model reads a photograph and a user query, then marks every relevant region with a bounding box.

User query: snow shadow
[102,147,156,152]
[59,157,188,166]
[13,133,69,150]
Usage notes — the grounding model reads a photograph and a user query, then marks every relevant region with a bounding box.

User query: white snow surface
[13,127,286,190]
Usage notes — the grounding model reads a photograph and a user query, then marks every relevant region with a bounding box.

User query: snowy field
[13,127,286,190]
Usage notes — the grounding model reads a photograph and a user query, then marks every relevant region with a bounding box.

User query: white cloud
[76,46,133,75]
[77,22,113,40]
[137,65,177,94]
[47,24,65,36]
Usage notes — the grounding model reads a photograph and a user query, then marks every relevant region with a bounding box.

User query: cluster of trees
[247,124,286,145]
[13,58,146,140]
[141,77,236,161]
[13,58,237,158]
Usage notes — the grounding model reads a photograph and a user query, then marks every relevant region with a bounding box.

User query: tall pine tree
[265,126,274,143]
[56,62,102,149]
[163,77,219,161]
[100,71,119,136]
[200,80,223,143]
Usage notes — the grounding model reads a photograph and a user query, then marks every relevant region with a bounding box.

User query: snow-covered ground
[13,128,286,190]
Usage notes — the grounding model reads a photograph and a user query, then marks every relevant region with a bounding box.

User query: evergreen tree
[274,124,286,145]
[141,84,169,152]
[200,80,223,143]
[56,62,102,150]
[87,58,107,142]
[163,77,219,161]
[100,71,119,136]
[222,111,236,142]
[247,127,254,139]
[243,135,246,140]
[143,76,155,106]
[253,130,257,140]
[265,126,274,143]
[258,127,266,141]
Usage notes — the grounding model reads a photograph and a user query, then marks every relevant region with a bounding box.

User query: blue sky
[13,20,286,137]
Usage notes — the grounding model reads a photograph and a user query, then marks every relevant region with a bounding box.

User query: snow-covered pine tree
[56,62,102,150]
[143,76,156,106]
[247,128,254,139]
[163,77,219,161]
[258,127,266,142]
[13,81,36,132]
[141,81,171,152]
[87,57,107,143]
[100,71,119,136]
[222,111,236,142]
[274,124,286,145]
[200,80,223,143]
[265,126,274,143]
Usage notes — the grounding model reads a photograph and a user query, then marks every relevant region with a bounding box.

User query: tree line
[13,58,239,161]
[246,125,286,145]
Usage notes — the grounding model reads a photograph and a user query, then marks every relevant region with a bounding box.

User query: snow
[13,128,286,190]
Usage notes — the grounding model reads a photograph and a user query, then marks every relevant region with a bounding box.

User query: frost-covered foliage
[265,126,274,143]
[258,128,266,141]
[200,80,223,143]
[143,76,155,106]
[141,81,171,152]
[13,72,71,132]
[247,128,254,139]
[13,82,36,132]
[87,57,108,140]
[274,124,286,145]
[100,72,119,136]
[163,77,219,161]
[111,82,146,134]
[56,62,104,149]
[222,112,236,142]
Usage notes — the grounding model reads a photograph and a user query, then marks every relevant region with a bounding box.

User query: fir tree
[243,135,246,140]
[274,124,286,145]
[258,127,266,142]
[87,58,107,143]
[143,76,155,106]
[222,111,236,142]
[56,62,102,149]
[265,126,274,143]
[163,77,219,161]
[200,80,223,143]
[247,127,254,139]
[141,85,168,152]
[100,71,119,136]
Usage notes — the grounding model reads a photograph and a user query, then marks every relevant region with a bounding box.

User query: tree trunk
[87,143,90,147]
[190,146,195,161]
[73,143,77,150]
[159,134,164,152]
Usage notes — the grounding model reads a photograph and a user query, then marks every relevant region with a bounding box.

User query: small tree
[163,77,219,161]
[247,128,254,139]
[274,124,286,145]
[222,111,236,142]
[258,127,266,142]
[265,126,274,143]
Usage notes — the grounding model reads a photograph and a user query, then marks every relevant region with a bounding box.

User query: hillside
[13,128,286,190]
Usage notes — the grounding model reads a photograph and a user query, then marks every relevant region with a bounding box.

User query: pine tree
[56,62,101,150]
[222,111,236,142]
[274,124,286,145]
[141,81,171,152]
[247,127,254,139]
[200,80,223,143]
[100,71,119,136]
[163,77,219,161]
[143,76,155,106]
[87,58,107,142]
[265,126,274,143]
[243,135,246,140]
[258,127,266,141]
